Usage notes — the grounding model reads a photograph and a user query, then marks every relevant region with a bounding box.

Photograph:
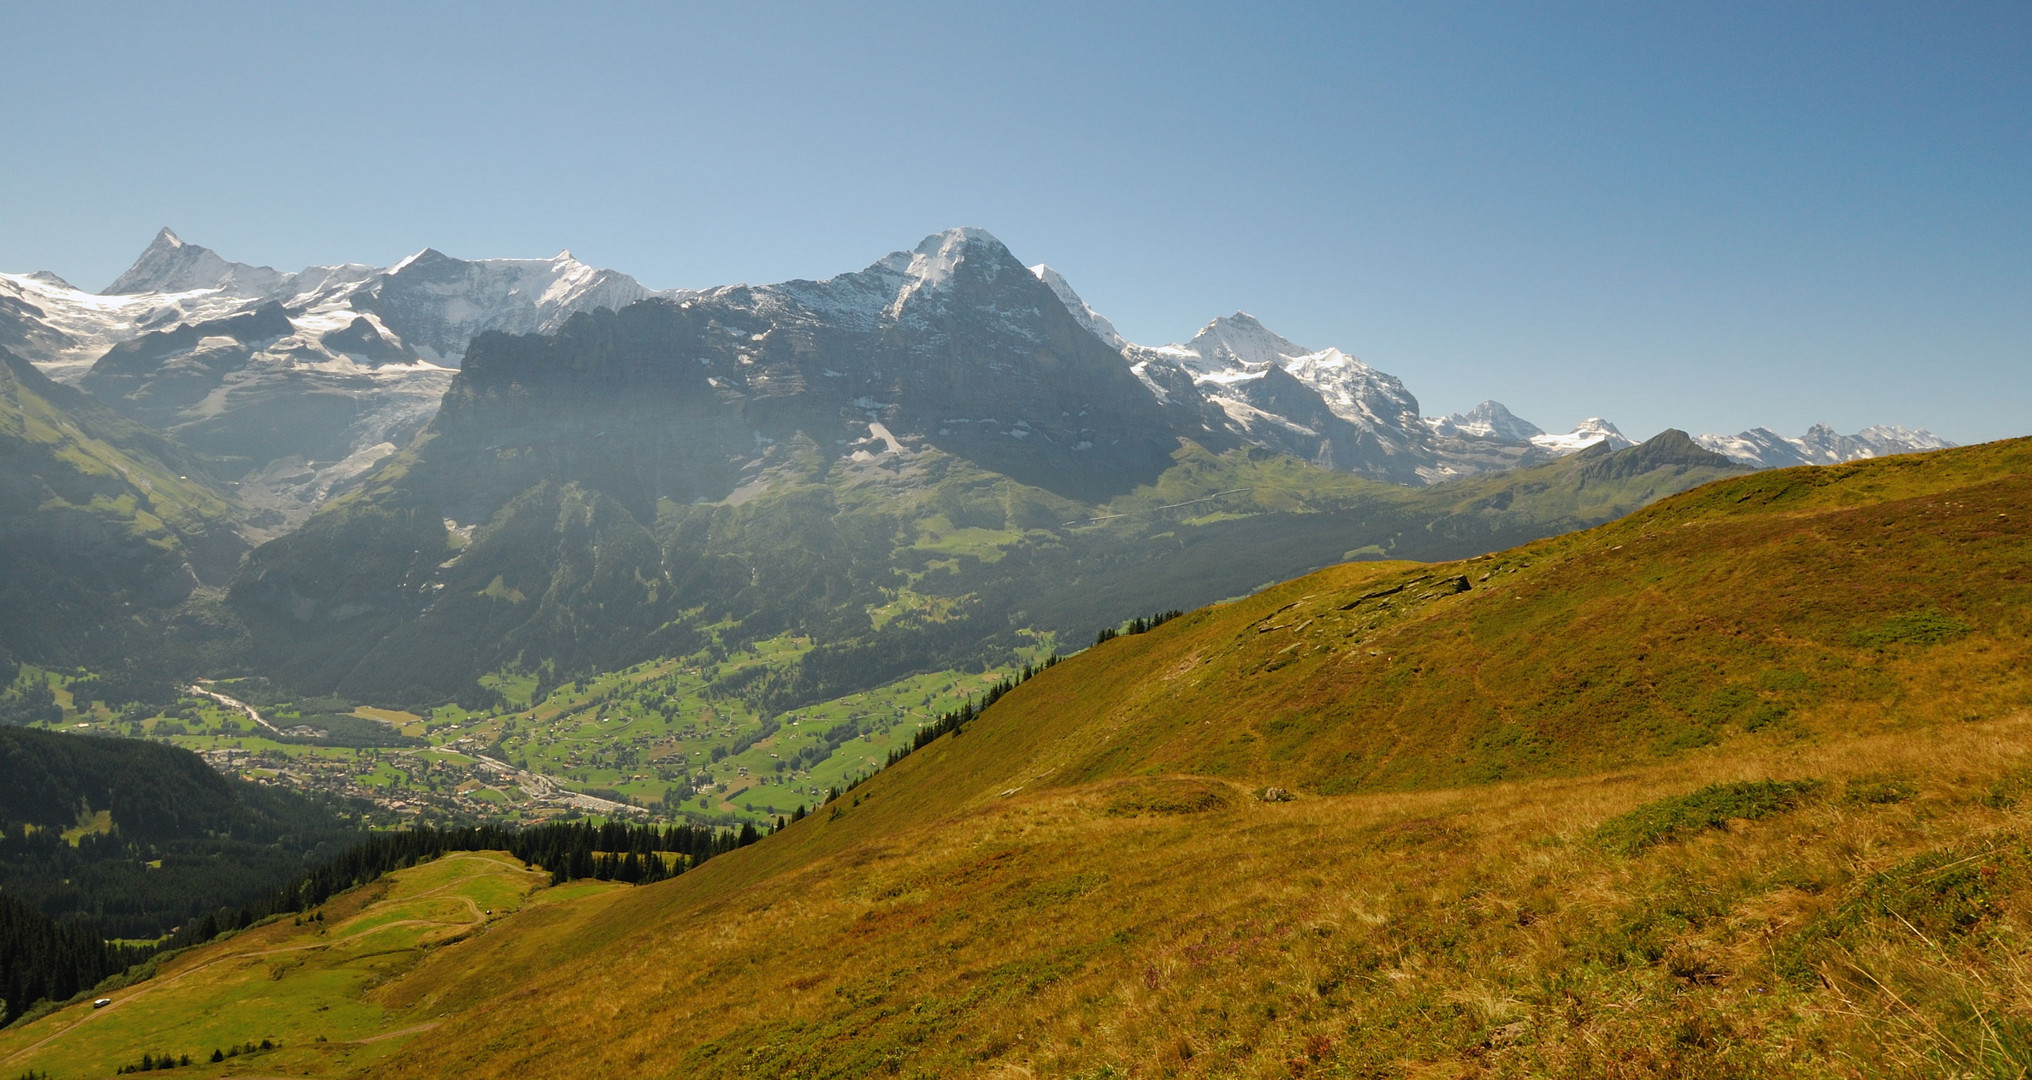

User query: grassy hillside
[0,347,246,675]
[9,439,2025,1078]
[0,851,605,1077]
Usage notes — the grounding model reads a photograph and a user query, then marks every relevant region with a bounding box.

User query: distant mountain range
[1,229,659,533]
[0,229,1951,526]
[221,228,1746,704]
[0,226,1963,704]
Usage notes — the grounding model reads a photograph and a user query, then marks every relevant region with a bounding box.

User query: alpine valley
[0,227,1957,821]
[0,227,2016,1079]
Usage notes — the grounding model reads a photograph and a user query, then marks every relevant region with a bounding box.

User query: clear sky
[3,2,2025,443]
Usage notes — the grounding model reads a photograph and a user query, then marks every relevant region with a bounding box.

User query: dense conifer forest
[0,728,367,939]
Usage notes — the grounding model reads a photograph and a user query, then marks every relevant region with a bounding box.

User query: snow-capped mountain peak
[1531,417,1633,454]
[1028,264,1125,350]
[882,227,1011,317]
[1428,400,1546,441]
[1694,423,1956,468]
[1857,425,1953,454]
[352,246,658,364]
[1179,312,1311,374]
[103,226,287,297]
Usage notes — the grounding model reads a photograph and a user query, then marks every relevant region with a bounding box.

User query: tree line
[1092,609,1185,647]
[0,890,152,1027]
[0,817,768,1027]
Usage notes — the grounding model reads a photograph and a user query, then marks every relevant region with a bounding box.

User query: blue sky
[3,2,2025,442]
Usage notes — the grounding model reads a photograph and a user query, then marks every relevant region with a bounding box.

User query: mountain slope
[226,322,1743,712]
[0,726,364,941]
[9,437,2020,1078]
[4,230,668,533]
[361,436,2032,1079]
[0,347,246,670]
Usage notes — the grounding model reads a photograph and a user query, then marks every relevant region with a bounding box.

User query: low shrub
[1593,779,1822,856]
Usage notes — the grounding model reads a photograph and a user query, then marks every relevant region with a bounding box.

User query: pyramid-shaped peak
[873,229,1026,317]
[104,227,280,296]
[1443,400,1545,441]
[1184,312,1311,369]
[388,248,455,275]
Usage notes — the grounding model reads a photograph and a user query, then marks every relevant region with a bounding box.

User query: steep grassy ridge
[372,722,2032,1079]
[981,437,2032,794]
[357,438,2032,1078]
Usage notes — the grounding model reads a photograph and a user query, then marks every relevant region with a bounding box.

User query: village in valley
[27,638,1047,827]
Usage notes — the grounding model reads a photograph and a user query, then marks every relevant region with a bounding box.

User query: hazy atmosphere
[3,2,2025,441]
[2,6,2029,1078]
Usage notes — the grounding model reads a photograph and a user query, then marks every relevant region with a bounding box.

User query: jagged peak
[1029,263,1126,350]
[920,225,1005,251]
[1434,400,1545,441]
[871,228,1022,318]
[387,248,449,275]
[1177,312,1312,372]
[1857,424,1954,451]
[1530,416,1634,456]
[104,227,285,297]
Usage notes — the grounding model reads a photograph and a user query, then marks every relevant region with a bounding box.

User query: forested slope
[0,728,364,938]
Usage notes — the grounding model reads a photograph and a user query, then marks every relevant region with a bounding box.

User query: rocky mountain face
[1021,264,1956,481]
[224,229,1751,707]
[420,228,1183,513]
[2,229,668,534]
[226,229,1188,700]
[1021,272,1679,484]
[1070,297,1557,483]
[1426,399,1544,442]
[102,226,302,298]
[3,228,1957,531]
[92,228,659,366]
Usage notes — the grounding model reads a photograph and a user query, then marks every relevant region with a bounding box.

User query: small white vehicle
[93,998,112,1008]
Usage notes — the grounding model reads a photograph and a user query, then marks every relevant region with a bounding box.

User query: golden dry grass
[363,715,2032,1079]
[14,439,2032,1078]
